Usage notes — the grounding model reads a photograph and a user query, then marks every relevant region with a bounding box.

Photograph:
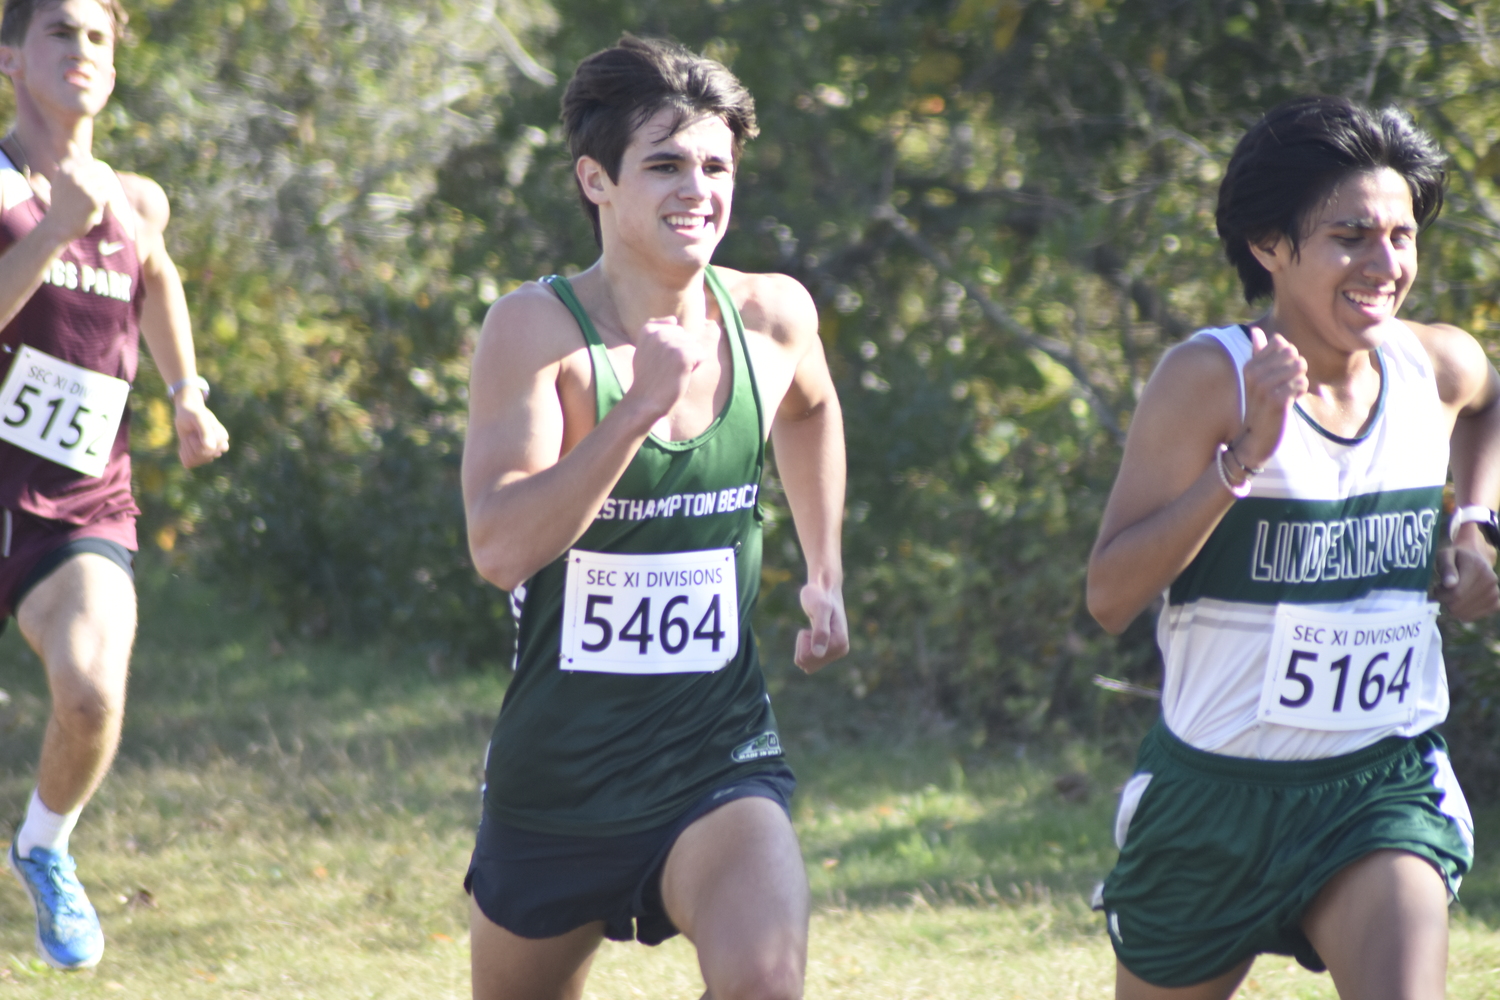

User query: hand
[42,157,112,243]
[794,582,849,674]
[1235,325,1308,469]
[1434,543,1500,622]
[623,316,720,428]
[173,392,230,468]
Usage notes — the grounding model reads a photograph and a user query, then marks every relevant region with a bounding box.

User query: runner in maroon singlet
[0,0,228,970]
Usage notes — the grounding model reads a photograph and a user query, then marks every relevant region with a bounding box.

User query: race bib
[560,548,739,674]
[1258,603,1436,731]
[0,345,129,477]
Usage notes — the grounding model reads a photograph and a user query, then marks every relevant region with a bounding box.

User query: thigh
[660,796,808,1000]
[1300,850,1448,1000]
[469,896,604,1000]
[1116,959,1253,1000]
[16,552,136,696]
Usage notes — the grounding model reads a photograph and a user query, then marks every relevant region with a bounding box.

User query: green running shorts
[1099,722,1473,988]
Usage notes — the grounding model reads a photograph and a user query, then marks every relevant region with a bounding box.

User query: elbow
[1085,578,1132,636]
[471,543,530,593]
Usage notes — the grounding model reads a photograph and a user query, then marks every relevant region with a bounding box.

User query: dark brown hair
[561,35,758,246]
[1,0,128,47]
[1216,95,1446,303]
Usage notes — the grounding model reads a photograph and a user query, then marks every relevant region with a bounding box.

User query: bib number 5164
[1259,604,1435,732]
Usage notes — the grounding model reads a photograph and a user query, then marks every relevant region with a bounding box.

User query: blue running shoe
[8,842,103,970]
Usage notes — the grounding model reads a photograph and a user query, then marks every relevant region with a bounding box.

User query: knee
[711,953,803,1000]
[51,675,125,735]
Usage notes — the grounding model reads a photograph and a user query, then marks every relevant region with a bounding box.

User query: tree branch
[872,204,1127,446]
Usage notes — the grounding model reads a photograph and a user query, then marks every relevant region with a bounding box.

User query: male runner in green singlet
[0,0,228,970]
[461,36,847,1000]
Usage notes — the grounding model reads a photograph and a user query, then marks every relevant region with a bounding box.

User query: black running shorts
[465,767,795,944]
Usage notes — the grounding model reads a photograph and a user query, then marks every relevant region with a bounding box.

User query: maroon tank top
[0,154,144,529]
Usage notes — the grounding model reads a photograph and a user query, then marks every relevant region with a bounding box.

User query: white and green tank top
[1160,323,1449,760]
[484,266,788,836]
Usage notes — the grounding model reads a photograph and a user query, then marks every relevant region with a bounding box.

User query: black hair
[560,35,758,247]
[1216,95,1446,303]
[1,0,127,47]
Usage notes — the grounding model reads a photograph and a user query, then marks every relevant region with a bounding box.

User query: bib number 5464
[560,547,740,674]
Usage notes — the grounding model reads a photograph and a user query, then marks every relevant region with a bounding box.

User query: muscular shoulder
[1405,319,1493,410]
[474,280,587,374]
[1144,336,1241,406]
[114,172,170,236]
[1132,335,1243,438]
[711,266,817,349]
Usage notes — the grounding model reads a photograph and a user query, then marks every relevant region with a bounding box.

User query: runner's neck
[586,260,718,345]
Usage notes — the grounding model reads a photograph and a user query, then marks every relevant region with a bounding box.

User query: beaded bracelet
[1225,442,1265,478]
[1216,443,1252,498]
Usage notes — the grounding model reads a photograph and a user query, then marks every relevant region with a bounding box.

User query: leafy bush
[94,0,1500,777]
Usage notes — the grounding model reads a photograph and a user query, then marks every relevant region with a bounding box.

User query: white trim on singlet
[1157,322,1451,760]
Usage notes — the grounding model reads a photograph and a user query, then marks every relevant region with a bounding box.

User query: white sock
[15,789,81,860]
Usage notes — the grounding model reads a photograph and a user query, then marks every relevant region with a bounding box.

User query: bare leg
[469,897,604,1000]
[1116,959,1253,1000]
[1301,850,1448,1000]
[660,796,808,1000]
[15,554,136,815]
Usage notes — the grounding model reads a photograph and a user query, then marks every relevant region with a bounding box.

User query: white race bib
[0,345,129,477]
[1258,603,1436,731]
[560,548,739,674]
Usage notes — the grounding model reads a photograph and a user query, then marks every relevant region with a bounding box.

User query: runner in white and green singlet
[460,36,848,1000]
[1088,96,1500,1000]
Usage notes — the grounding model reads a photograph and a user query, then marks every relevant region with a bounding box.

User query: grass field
[0,569,1496,997]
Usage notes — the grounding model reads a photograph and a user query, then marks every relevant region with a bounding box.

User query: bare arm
[1415,321,1500,621]
[1087,329,1308,633]
[462,286,713,591]
[124,174,228,469]
[763,277,848,672]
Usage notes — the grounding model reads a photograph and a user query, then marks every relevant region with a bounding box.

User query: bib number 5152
[560,547,739,674]
[1258,604,1435,732]
[0,345,129,478]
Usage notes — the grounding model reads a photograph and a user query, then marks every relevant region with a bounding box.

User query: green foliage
[97,0,554,656]
[100,0,1500,771]
[418,0,1500,758]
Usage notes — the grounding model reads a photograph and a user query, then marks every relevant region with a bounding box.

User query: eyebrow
[639,150,731,166]
[1327,217,1416,230]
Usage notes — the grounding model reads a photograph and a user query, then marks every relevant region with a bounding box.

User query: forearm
[1450,398,1500,510]
[137,252,199,388]
[467,397,657,590]
[0,220,73,332]
[771,399,845,587]
[1449,395,1500,564]
[1087,459,1237,633]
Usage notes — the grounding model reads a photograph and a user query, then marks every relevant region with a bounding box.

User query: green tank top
[484,266,788,836]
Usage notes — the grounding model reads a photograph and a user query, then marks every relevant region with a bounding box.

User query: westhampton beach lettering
[595,483,759,523]
[1250,509,1437,585]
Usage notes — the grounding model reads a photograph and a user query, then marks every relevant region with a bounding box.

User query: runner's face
[5,0,116,118]
[592,109,735,269]
[1260,168,1417,352]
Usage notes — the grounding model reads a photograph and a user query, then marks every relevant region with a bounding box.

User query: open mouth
[1343,289,1396,316]
[664,214,715,237]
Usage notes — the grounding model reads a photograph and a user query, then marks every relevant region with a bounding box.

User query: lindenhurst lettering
[1249,509,1437,585]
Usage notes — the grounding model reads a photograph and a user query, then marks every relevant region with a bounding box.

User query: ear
[575,156,611,207]
[0,45,21,80]
[1247,234,1291,276]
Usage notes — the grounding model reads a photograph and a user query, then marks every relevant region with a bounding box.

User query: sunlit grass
[0,570,1493,997]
